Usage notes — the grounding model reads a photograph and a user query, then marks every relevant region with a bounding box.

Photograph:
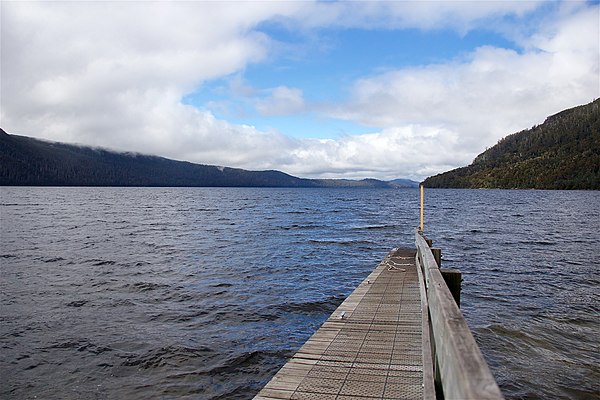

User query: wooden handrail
[416,231,504,400]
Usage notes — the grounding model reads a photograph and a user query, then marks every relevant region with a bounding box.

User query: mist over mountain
[424,99,600,190]
[0,129,418,188]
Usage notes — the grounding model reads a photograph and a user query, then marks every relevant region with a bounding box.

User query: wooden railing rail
[416,231,504,400]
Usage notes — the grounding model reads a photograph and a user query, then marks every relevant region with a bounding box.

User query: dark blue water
[1,187,598,399]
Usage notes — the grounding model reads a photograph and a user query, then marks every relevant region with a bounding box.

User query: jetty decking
[255,248,434,399]
[255,231,504,399]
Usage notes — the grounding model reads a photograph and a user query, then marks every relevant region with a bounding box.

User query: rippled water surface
[1,187,598,399]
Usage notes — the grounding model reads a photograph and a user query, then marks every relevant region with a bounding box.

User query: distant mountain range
[0,129,418,188]
[424,99,600,190]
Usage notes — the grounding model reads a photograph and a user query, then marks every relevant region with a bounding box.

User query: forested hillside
[0,129,418,188]
[0,130,316,187]
[424,99,600,190]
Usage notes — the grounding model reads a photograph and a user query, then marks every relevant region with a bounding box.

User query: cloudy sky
[1,1,599,181]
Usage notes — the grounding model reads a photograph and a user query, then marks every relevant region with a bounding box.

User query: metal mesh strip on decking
[255,248,432,400]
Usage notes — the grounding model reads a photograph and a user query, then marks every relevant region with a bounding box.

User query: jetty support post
[431,247,442,267]
[431,247,461,307]
[440,269,462,308]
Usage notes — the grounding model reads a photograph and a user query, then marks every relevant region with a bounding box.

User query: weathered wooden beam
[415,251,436,399]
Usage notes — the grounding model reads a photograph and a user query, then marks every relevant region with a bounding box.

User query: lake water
[1,187,598,399]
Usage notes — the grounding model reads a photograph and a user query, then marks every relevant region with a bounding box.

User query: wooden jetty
[255,231,504,399]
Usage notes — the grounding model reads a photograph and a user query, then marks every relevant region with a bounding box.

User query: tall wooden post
[419,184,424,232]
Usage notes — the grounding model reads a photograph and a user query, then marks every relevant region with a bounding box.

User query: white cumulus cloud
[324,3,600,170]
[256,86,306,116]
[0,1,294,154]
[1,1,598,182]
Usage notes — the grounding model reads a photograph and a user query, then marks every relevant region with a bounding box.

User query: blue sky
[184,25,518,137]
[2,1,599,180]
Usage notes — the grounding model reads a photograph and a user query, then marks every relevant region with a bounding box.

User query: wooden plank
[416,232,504,400]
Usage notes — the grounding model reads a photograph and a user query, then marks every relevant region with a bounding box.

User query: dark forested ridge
[0,129,418,188]
[424,99,600,190]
